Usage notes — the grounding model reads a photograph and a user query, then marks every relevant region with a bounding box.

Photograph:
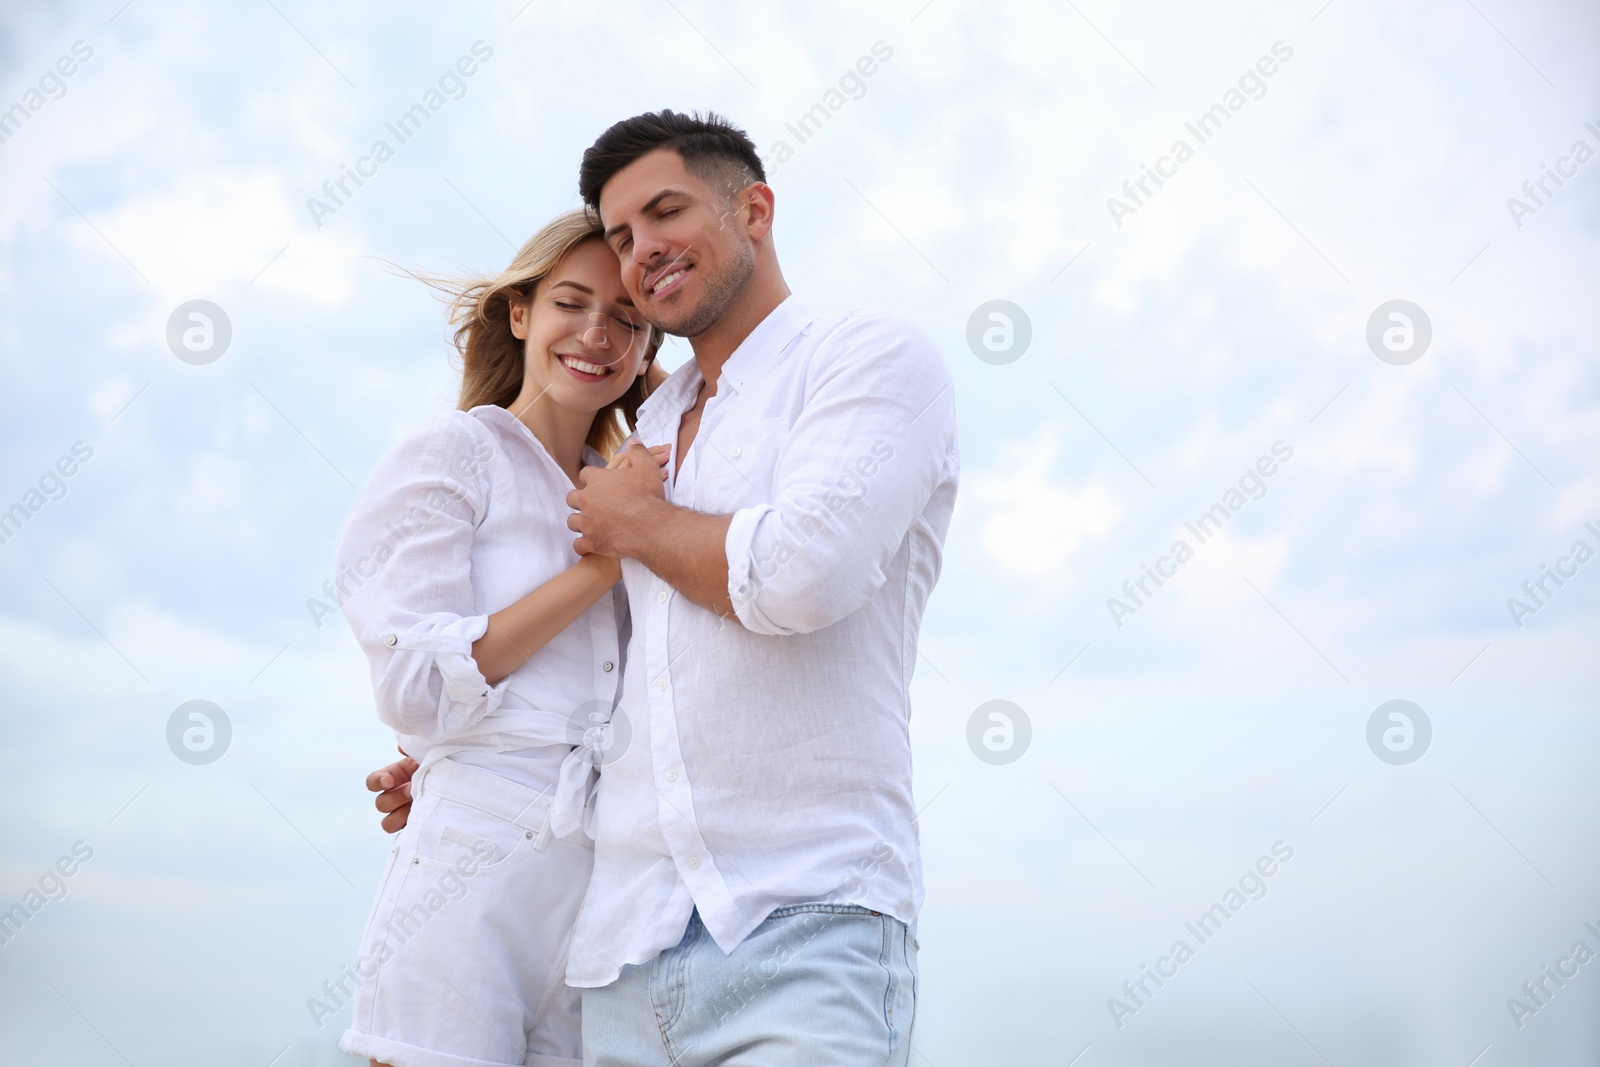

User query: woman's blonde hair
[418,209,661,458]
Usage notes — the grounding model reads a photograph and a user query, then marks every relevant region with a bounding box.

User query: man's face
[598,147,756,339]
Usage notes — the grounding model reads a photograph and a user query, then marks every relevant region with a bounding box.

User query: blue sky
[1,0,1597,1064]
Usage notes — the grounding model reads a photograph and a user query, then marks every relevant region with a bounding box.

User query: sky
[1,0,1597,1064]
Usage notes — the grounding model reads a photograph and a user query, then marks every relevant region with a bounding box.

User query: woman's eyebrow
[549,277,637,310]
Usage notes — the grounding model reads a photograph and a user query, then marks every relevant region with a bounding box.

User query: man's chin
[647,299,717,339]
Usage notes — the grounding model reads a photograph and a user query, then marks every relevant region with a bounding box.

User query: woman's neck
[508,388,592,486]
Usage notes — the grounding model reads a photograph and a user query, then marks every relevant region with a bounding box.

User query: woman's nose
[582,312,611,350]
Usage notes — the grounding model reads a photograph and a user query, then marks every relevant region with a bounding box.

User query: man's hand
[365,749,418,833]
[568,441,670,558]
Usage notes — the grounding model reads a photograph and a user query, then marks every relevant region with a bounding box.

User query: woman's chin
[546,383,631,416]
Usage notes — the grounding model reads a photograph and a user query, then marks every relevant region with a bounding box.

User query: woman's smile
[556,352,618,382]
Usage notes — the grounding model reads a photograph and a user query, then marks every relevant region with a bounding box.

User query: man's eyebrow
[602,189,691,242]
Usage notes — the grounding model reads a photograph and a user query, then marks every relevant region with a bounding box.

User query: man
[368,110,958,1065]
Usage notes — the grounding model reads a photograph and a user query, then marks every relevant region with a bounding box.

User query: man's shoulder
[801,307,945,372]
[808,306,929,341]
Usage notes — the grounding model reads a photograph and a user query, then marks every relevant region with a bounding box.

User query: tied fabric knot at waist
[547,717,617,843]
[410,704,620,848]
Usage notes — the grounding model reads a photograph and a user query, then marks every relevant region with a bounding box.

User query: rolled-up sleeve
[335,415,504,740]
[726,313,957,636]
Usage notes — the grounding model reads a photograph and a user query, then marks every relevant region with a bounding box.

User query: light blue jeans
[582,903,919,1066]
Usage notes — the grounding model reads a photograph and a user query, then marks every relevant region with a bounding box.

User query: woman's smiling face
[510,237,652,415]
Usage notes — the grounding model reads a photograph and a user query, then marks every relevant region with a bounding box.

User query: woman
[334,210,667,1067]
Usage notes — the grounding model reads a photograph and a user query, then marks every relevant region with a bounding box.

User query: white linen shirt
[334,405,624,837]
[567,297,959,986]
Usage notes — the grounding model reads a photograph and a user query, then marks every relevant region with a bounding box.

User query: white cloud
[967,428,1124,581]
[88,169,362,313]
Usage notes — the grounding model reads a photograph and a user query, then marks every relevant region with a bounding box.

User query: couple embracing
[334,110,959,1067]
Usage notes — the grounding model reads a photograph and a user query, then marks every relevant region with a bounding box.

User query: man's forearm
[624,498,735,617]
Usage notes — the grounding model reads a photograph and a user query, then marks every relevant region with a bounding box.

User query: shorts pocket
[413,795,535,874]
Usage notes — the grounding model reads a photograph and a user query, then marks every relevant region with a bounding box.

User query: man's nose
[632,227,673,270]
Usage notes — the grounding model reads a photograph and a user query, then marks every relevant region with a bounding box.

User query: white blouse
[334,405,624,838]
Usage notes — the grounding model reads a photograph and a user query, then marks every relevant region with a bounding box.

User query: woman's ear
[508,295,529,340]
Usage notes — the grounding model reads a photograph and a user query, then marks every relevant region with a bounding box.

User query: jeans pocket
[883,917,920,1059]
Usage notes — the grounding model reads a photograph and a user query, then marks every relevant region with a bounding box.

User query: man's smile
[644,260,693,299]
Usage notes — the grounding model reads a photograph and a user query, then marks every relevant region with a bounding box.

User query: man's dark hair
[579,110,766,211]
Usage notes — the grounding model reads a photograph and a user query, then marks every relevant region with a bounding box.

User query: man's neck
[687,270,791,398]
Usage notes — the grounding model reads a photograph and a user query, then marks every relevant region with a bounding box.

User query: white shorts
[339,757,594,1067]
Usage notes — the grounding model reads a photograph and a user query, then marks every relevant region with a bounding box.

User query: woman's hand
[606,441,670,478]
[581,550,623,582]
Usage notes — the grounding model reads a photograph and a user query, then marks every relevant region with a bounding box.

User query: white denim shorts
[340,757,595,1067]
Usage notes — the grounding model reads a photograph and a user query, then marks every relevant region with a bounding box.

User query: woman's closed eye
[554,299,640,332]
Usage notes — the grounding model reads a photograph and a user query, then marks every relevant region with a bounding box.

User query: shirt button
[665,768,677,782]
[686,855,700,870]
[384,634,398,646]
[655,678,667,692]
[656,590,668,604]
[602,661,614,672]
[730,446,741,458]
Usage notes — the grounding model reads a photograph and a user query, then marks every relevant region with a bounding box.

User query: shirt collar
[718,295,814,396]
[470,403,606,471]
[635,359,703,437]
[636,296,814,433]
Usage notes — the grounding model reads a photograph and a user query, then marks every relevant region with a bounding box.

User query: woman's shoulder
[366,409,495,489]
[397,408,492,452]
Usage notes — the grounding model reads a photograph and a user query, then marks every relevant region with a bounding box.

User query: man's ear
[743,183,776,241]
